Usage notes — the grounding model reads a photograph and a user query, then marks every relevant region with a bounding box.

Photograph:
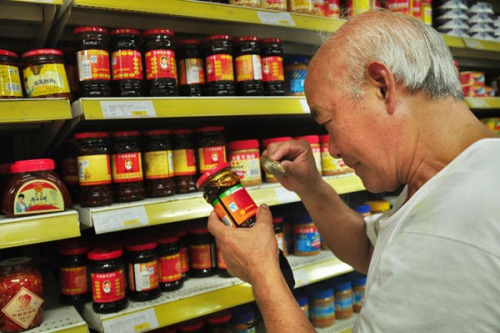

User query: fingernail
[260,203,269,209]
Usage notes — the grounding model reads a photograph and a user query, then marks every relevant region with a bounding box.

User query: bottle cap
[260,156,285,179]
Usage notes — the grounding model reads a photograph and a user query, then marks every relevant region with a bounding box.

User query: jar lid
[0,163,12,174]
[365,200,390,212]
[88,247,123,260]
[158,235,180,244]
[203,34,232,42]
[0,49,18,58]
[74,131,109,139]
[319,134,329,143]
[261,37,282,44]
[352,275,367,287]
[196,126,225,133]
[284,55,309,65]
[228,139,259,151]
[125,241,158,252]
[188,227,210,235]
[195,162,231,189]
[272,216,284,224]
[143,129,172,136]
[206,310,232,324]
[235,36,259,42]
[22,48,63,58]
[0,257,32,268]
[262,136,292,148]
[334,281,352,292]
[111,28,141,36]
[354,204,371,214]
[178,318,204,331]
[294,135,319,145]
[143,28,175,36]
[73,26,109,35]
[172,129,194,135]
[177,39,201,45]
[58,239,90,256]
[112,130,141,137]
[176,230,187,237]
[311,287,333,299]
[10,159,55,173]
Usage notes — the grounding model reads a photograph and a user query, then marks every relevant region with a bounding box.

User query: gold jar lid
[261,156,286,179]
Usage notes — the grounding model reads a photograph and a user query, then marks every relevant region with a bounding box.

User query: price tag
[274,187,299,204]
[292,269,310,287]
[463,38,485,50]
[93,206,149,234]
[257,11,295,26]
[100,101,156,119]
[467,98,490,108]
[102,309,159,333]
[299,99,310,113]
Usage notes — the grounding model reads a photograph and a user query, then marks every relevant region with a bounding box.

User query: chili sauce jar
[293,213,321,256]
[143,129,176,198]
[0,49,22,98]
[228,139,262,187]
[234,36,263,96]
[178,318,205,332]
[295,135,322,174]
[261,136,292,183]
[188,227,217,278]
[205,310,232,332]
[261,38,285,96]
[216,243,230,278]
[176,230,190,281]
[58,239,90,308]
[196,162,258,228]
[196,126,227,174]
[172,129,197,193]
[334,281,353,319]
[125,241,160,302]
[157,236,183,291]
[177,39,205,96]
[202,35,235,96]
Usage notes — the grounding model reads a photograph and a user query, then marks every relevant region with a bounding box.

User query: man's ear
[366,61,396,115]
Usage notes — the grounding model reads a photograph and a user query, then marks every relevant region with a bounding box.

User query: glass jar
[284,56,308,96]
[216,244,230,278]
[60,139,80,202]
[261,38,285,96]
[143,129,176,198]
[228,139,261,187]
[260,0,287,10]
[188,227,216,278]
[88,247,128,313]
[196,126,227,174]
[202,35,235,96]
[206,310,232,333]
[110,28,144,96]
[2,159,72,218]
[143,29,178,96]
[0,49,22,98]
[196,162,258,228]
[0,257,43,333]
[176,230,190,281]
[234,36,263,96]
[125,241,160,302]
[21,49,71,99]
[111,131,145,202]
[352,275,366,313]
[157,236,183,291]
[309,285,335,328]
[73,26,111,97]
[293,214,321,256]
[334,281,353,319]
[261,136,292,183]
[58,239,91,308]
[177,39,205,96]
[294,135,322,174]
[273,216,288,256]
[75,132,114,207]
[172,129,197,193]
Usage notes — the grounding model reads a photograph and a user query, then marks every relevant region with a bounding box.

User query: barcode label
[248,168,261,177]
[6,83,21,93]
[77,51,92,80]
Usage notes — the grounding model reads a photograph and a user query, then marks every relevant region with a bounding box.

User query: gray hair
[325,10,463,100]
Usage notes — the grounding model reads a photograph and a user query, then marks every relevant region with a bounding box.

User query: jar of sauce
[216,243,231,277]
[177,39,205,96]
[334,281,353,319]
[178,318,205,332]
[172,129,197,193]
[111,131,145,202]
[261,136,292,183]
[228,139,262,187]
[110,29,144,96]
[157,236,183,291]
[143,129,176,198]
[273,216,288,256]
[125,241,161,302]
[197,126,227,174]
[2,159,71,218]
[75,132,113,207]
[177,230,190,281]
[203,35,235,96]
[261,38,285,96]
[0,50,22,98]
[293,214,321,256]
[73,26,111,97]
[284,56,308,96]
[206,310,232,332]
[309,285,335,328]
[188,227,216,278]
[0,257,43,333]
[21,49,71,99]
[60,139,80,201]
[58,239,90,308]
[143,29,178,96]
[294,135,322,174]
[234,36,263,96]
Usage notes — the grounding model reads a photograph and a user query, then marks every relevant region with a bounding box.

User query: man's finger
[207,211,226,238]
[255,204,273,226]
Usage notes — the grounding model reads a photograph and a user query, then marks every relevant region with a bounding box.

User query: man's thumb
[256,203,272,225]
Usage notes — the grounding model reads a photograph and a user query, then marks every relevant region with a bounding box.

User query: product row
[459,70,497,97]
[210,0,342,17]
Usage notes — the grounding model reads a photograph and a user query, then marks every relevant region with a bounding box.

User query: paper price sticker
[274,187,299,204]
[257,11,295,26]
[463,38,485,50]
[467,98,490,109]
[100,101,156,119]
[299,99,310,113]
[92,206,149,234]
[102,309,159,333]
[292,269,310,287]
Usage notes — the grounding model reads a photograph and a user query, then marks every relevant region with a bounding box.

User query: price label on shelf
[93,206,149,234]
[299,99,310,113]
[102,309,159,333]
[467,98,490,108]
[274,187,299,204]
[257,11,295,26]
[100,101,156,119]
[463,38,485,50]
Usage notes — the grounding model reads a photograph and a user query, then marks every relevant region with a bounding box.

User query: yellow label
[0,65,22,97]
[173,149,196,176]
[78,154,112,186]
[229,153,261,183]
[14,179,64,216]
[144,150,173,179]
[321,151,340,172]
[312,145,322,173]
[353,0,370,16]
[23,63,70,97]
[1,287,43,329]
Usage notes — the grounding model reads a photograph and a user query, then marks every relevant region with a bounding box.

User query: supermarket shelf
[26,305,88,333]
[77,174,364,234]
[0,98,74,124]
[466,97,500,109]
[82,251,353,332]
[0,210,81,249]
[317,314,358,333]
[7,0,63,5]
[443,34,500,61]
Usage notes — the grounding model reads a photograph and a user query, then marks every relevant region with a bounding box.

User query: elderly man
[208,10,500,332]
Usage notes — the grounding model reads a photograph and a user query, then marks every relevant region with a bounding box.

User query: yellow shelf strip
[0,98,72,123]
[466,97,500,109]
[442,34,500,52]
[442,34,465,48]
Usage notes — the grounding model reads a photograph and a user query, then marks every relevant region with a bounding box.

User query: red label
[198,146,226,173]
[180,247,189,273]
[62,157,79,184]
[90,270,126,303]
[189,245,212,269]
[262,56,284,82]
[295,226,318,234]
[212,184,258,227]
[77,49,111,81]
[235,54,262,82]
[112,152,143,182]
[205,54,234,82]
[111,50,143,80]
[158,253,182,282]
[178,58,205,85]
[127,261,158,292]
[60,266,88,295]
[216,246,227,269]
[145,50,177,80]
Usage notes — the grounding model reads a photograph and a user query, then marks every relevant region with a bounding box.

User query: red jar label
[205,54,234,82]
[216,246,227,269]
[112,152,143,182]
[212,184,258,227]
[262,56,284,82]
[78,154,112,186]
[111,50,143,80]
[158,253,182,282]
[180,247,189,273]
[13,180,64,216]
[60,266,88,295]
[1,287,44,330]
[198,146,226,173]
[127,261,159,292]
[90,270,126,303]
[144,150,174,179]
[189,245,212,269]
[178,58,205,85]
[173,149,196,176]
[62,157,79,184]
[145,50,177,80]
[77,49,111,81]
[235,54,262,82]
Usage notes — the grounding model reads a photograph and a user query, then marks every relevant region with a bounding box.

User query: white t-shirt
[354,138,500,332]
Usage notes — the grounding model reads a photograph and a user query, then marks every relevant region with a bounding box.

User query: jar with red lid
[228,139,261,187]
[125,241,161,302]
[88,247,128,313]
[58,239,90,308]
[2,159,72,218]
[234,36,263,96]
[196,126,227,174]
[0,257,43,333]
[294,135,322,174]
[206,310,232,332]
[157,236,183,291]
[143,29,178,96]
[143,129,176,198]
[111,131,145,202]
[176,230,190,281]
[173,129,197,193]
[21,49,71,99]
[261,38,285,96]
[73,26,111,97]
[178,318,205,332]
[75,132,114,207]
[0,49,22,98]
[261,137,292,183]
[110,29,144,96]
[188,227,216,277]
[60,139,79,202]
[202,35,235,96]
[177,39,205,96]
